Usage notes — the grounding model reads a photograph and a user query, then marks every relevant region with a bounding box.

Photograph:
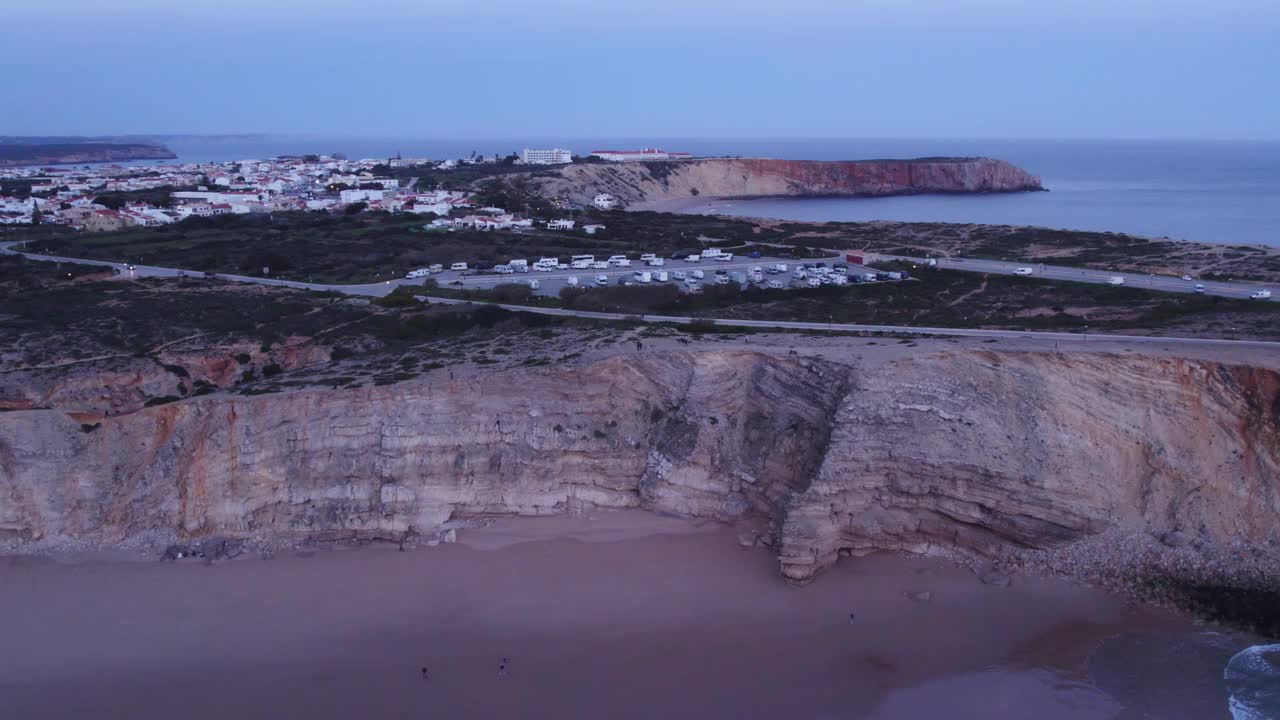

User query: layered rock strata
[525,157,1043,207]
[0,350,1276,584]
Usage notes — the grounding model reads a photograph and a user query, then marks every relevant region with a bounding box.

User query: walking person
[421,666,429,681]
[498,657,509,679]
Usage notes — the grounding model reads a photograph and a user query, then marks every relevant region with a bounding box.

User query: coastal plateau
[521,157,1044,207]
[0,142,178,168]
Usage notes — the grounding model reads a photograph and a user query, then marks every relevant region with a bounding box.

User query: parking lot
[412,252,902,297]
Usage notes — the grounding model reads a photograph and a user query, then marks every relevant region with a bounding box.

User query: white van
[405,268,429,279]
[634,270,652,283]
[686,254,701,263]
[570,255,595,268]
[428,264,444,273]
[595,274,609,286]
[1106,276,1125,285]
[1250,289,1273,300]
[1012,267,1034,276]
[527,279,540,290]
[654,271,669,282]
[592,261,609,269]
[566,275,579,286]
[450,262,468,271]
[639,253,657,263]
[690,269,705,279]
[647,257,665,267]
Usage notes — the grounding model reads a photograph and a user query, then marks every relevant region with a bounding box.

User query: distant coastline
[0,142,178,168]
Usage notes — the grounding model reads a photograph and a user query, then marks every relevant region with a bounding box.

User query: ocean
[156,137,1280,247]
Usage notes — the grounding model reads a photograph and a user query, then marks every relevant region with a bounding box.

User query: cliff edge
[524,157,1043,207]
[1,349,1275,589]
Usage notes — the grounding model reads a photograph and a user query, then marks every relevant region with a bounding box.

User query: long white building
[521,148,573,165]
[589,148,692,162]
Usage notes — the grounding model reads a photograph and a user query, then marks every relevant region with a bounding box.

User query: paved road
[415,294,1280,348]
[875,254,1275,301]
[5,240,1277,348]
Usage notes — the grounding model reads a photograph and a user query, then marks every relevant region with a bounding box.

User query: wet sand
[0,511,1212,719]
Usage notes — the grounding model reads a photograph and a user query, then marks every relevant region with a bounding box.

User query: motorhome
[405,268,429,279]
[634,270,652,283]
[450,262,468,271]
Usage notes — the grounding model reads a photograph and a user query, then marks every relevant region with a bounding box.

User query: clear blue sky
[3,0,1277,140]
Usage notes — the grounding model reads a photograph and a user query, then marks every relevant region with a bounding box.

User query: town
[0,147,692,229]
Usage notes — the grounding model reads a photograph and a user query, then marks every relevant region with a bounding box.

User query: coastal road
[5,241,1277,349]
[414,294,1280,349]
[874,254,1276,301]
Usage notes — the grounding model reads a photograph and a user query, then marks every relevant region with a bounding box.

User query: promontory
[519,157,1044,207]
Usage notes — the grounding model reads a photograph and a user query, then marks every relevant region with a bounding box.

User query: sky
[2,0,1278,140]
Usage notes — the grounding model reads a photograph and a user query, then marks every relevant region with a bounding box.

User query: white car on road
[1012,267,1034,276]
[1106,276,1125,285]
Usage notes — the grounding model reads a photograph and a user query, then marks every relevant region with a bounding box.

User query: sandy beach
[0,510,1251,719]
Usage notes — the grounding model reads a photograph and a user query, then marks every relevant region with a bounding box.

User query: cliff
[0,143,177,168]
[1,349,1276,585]
[524,157,1043,207]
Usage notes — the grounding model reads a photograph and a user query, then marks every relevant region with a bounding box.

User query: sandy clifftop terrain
[524,157,1043,207]
[1,348,1275,585]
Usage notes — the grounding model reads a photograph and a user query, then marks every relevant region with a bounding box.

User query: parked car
[748,251,762,258]
[595,274,609,286]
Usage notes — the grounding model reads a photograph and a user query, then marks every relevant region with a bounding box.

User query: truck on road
[1250,289,1273,300]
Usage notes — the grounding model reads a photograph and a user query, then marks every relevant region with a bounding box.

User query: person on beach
[849,613,856,625]
[498,658,508,678]
[421,666,428,680]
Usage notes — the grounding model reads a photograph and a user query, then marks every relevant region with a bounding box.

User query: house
[589,148,692,162]
[82,209,126,232]
[593,193,618,210]
[520,148,572,165]
[339,188,384,204]
[546,219,575,230]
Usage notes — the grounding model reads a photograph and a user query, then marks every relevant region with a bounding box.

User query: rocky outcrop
[0,350,1276,586]
[524,157,1043,207]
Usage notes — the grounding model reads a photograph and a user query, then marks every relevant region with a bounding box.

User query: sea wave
[1226,644,1280,720]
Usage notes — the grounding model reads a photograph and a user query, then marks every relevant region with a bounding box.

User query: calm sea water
[157,137,1280,247]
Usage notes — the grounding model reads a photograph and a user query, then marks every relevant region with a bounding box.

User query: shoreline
[0,509,1251,719]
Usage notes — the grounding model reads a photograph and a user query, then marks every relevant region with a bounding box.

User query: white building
[589,148,692,162]
[339,189,385,204]
[593,193,618,210]
[546,219,575,230]
[521,148,572,165]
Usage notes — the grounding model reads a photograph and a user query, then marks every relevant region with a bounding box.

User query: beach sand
[0,511,1220,719]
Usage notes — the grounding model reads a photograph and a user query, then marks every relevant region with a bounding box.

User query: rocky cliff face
[526,157,1043,207]
[1,350,1276,584]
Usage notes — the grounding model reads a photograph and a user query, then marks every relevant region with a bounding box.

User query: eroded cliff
[1,349,1276,583]
[524,157,1043,207]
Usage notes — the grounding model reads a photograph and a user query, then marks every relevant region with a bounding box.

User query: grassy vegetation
[8,210,821,284]
[436,264,1280,339]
